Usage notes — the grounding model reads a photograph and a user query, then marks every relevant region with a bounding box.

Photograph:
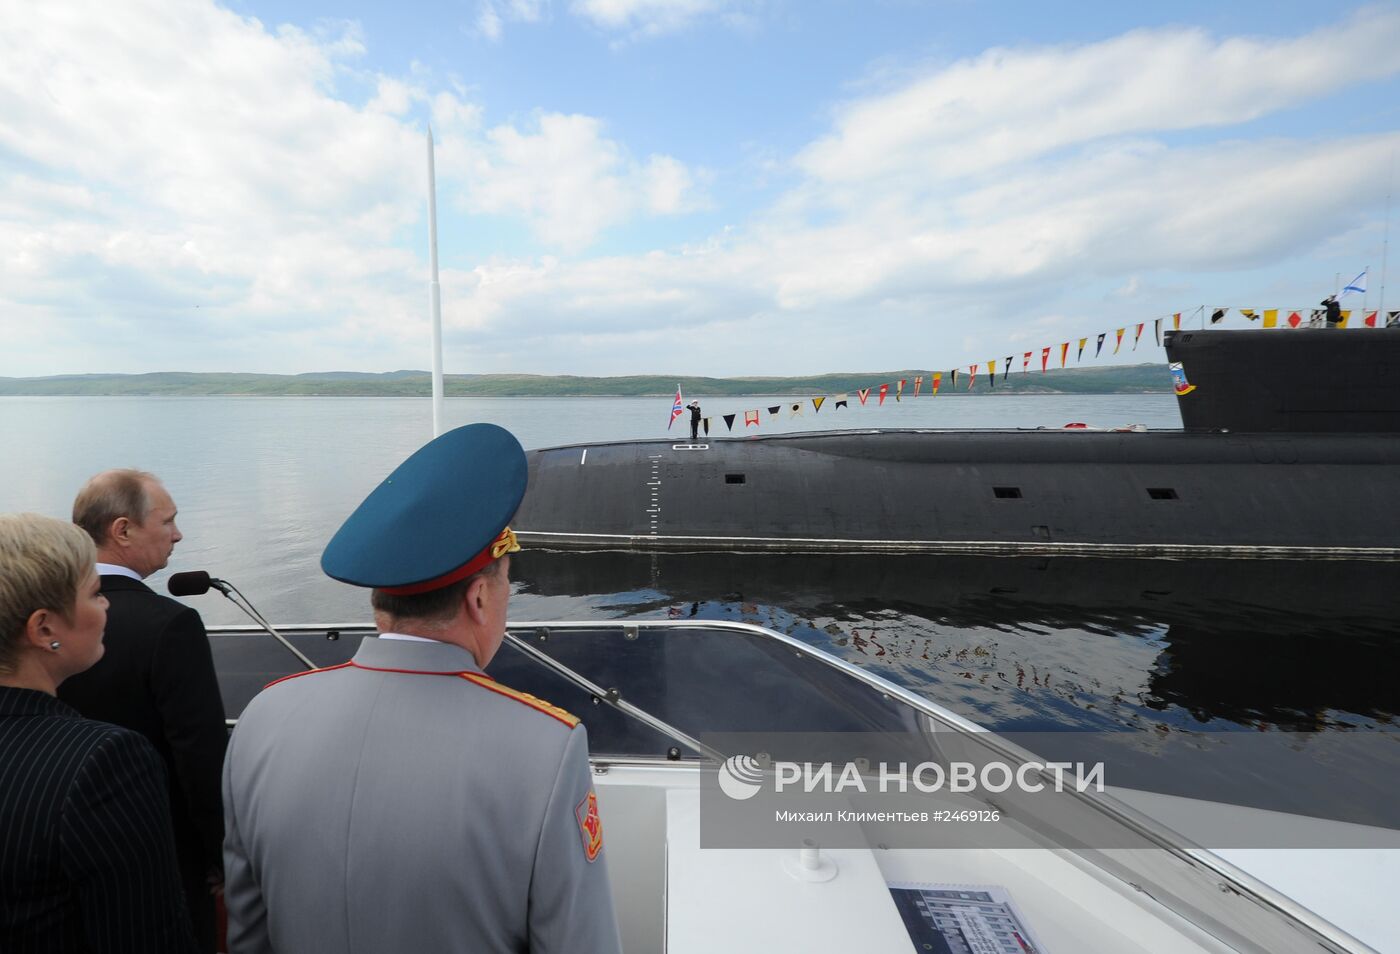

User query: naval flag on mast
[1339,269,1367,299]
[668,385,684,430]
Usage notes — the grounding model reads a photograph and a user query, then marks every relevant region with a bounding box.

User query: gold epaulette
[459,672,580,729]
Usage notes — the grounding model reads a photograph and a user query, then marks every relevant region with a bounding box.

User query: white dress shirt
[96,562,144,582]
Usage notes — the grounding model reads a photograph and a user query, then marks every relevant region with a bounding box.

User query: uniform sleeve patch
[575,790,603,863]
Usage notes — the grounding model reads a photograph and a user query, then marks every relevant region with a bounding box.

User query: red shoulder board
[263,662,353,691]
[458,672,580,729]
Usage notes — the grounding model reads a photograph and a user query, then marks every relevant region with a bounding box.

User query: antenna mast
[426,127,445,437]
[1380,183,1392,322]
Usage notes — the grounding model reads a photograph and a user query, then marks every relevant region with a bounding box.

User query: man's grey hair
[72,469,158,546]
[0,513,96,673]
[370,559,504,629]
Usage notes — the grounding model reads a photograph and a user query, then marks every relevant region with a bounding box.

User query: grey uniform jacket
[222,637,622,954]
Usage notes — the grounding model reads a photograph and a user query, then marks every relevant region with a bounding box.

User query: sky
[2,0,1399,377]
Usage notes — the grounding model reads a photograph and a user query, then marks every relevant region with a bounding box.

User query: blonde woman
[0,513,195,953]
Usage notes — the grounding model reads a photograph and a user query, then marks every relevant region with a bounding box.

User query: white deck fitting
[663,787,914,953]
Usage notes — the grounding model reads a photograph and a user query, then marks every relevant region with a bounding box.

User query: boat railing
[208,618,1379,953]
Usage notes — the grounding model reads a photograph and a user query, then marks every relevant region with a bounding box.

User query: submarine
[513,328,1400,558]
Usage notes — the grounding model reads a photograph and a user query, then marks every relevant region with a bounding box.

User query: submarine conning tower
[1165,327,1400,434]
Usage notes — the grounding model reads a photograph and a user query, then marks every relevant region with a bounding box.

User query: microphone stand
[208,579,316,671]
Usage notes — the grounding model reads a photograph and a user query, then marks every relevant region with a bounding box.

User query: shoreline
[0,365,1172,398]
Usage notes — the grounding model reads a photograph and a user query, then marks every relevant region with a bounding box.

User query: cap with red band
[375,527,520,596]
[320,423,527,593]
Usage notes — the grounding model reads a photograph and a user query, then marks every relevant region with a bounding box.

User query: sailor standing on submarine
[221,423,622,954]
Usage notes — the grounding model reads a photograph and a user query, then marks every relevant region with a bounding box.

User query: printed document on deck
[887,882,1046,954]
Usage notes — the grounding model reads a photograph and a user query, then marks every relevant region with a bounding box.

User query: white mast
[1380,185,1392,323]
[426,126,445,437]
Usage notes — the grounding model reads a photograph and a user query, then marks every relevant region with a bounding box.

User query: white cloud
[477,4,504,40]
[807,133,1389,303]
[428,11,1400,374]
[754,9,1400,319]
[797,7,1400,188]
[366,76,418,117]
[0,0,421,365]
[508,0,548,19]
[570,0,757,40]
[438,112,701,250]
[642,155,701,214]
[0,0,701,374]
[2,3,1398,379]
[474,0,548,41]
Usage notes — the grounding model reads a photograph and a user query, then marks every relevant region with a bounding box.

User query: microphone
[167,570,230,597]
[168,570,314,670]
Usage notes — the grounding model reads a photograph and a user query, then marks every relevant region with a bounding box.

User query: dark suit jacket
[0,686,197,953]
[57,575,228,944]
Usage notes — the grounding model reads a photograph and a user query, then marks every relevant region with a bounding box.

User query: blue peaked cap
[321,423,527,590]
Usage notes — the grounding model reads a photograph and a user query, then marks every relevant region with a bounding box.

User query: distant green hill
[0,364,1171,397]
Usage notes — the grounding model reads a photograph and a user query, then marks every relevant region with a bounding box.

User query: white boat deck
[593,764,1383,953]
[212,621,1392,953]
[1117,789,1400,954]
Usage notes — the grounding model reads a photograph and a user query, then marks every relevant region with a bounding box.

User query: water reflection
[509,551,1400,734]
[208,550,1400,826]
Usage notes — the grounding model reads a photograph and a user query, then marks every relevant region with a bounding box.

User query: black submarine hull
[514,329,1400,557]
[514,429,1400,556]
[1168,325,1400,433]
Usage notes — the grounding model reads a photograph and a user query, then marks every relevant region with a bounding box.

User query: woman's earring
[49,641,61,651]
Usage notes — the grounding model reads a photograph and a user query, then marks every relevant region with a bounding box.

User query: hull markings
[647,455,663,536]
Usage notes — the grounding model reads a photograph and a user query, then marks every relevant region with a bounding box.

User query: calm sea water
[3,392,1396,743]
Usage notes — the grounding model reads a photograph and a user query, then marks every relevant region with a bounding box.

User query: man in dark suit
[60,470,227,953]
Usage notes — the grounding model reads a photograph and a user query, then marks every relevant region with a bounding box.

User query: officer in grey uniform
[221,423,622,953]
